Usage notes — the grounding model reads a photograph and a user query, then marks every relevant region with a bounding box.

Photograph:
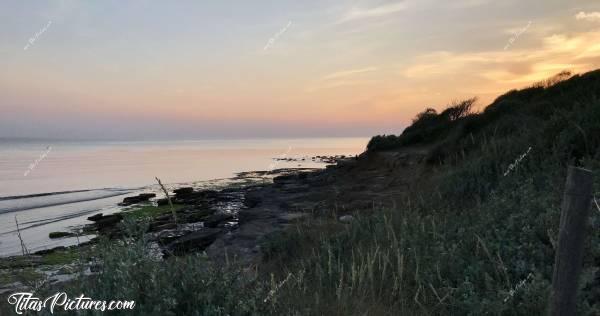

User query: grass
[2,70,599,315]
[122,203,184,221]
[41,247,83,265]
[0,267,44,287]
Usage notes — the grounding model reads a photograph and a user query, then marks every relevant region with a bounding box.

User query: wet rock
[182,208,217,223]
[87,213,104,221]
[273,174,297,184]
[148,222,177,232]
[156,198,170,206]
[94,214,124,229]
[49,232,74,239]
[173,187,194,195]
[244,190,262,208]
[157,229,191,244]
[277,212,309,223]
[119,193,156,206]
[166,228,222,255]
[34,247,66,256]
[238,208,277,222]
[174,190,219,204]
[203,213,234,228]
[339,215,353,223]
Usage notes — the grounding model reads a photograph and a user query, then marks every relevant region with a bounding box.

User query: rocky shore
[0,150,425,293]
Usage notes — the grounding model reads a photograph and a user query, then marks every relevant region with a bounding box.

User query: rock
[273,174,297,184]
[119,193,156,206]
[148,222,177,232]
[182,208,217,223]
[90,264,102,273]
[339,215,353,223]
[34,247,66,256]
[203,213,234,228]
[173,190,219,204]
[238,208,277,222]
[49,232,74,239]
[87,213,104,221]
[157,229,191,244]
[94,214,124,229]
[166,228,222,255]
[173,187,194,195]
[277,213,309,223]
[156,198,170,206]
[244,190,262,208]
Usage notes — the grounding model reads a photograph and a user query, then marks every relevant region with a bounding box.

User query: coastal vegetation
[2,69,600,315]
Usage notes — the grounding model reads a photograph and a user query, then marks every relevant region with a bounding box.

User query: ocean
[0,137,368,256]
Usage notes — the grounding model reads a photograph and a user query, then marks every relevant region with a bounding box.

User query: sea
[0,138,367,257]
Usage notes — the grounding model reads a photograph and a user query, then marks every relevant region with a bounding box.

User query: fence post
[549,166,593,316]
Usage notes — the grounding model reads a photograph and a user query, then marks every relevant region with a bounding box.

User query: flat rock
[166,228,222,256]
[49,231,74,239]
[203,213,234,228]
[119,193,156,206]
[94,214,124,229]
[173,187,194,195]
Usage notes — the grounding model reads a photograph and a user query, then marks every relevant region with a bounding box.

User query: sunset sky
[2,0,600,140]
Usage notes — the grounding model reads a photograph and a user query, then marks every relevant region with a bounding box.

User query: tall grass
[5,70,599,315]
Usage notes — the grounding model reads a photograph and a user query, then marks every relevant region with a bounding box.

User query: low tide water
[0,137,367,256]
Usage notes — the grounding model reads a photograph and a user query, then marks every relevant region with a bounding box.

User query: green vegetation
[0,267,44,287]
[3,70,599,315]
[367,97,476,151]
[41,247,82,265]
[122,203,184,221]
[272,69,600,314]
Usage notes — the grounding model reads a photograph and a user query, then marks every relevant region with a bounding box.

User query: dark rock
[157,230,191,244]
[173,190,219,204]
[119,193,156,206]
[166,228,222,255]
[156,198,170,206]
[148,222,177,232]
[173,187,194,195]
[34,247,66,256]
[94,214,124,229]
[182,208,217,223]
[204,213,234,228]
[90,264,102,273]
[87,213,104,222]
[244,190,262,208]
[49,232,74,239]
[154,213,175,221]
[273,174,296,184]
[238,208,277,222]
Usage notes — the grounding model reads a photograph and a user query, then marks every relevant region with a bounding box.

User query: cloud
[575,11,600,22]
[307,67,378,92]
[337,2,407,24]
[320,67,378,81]
[401,30,600,98]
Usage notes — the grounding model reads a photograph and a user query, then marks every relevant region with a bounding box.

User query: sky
[2,0,600,140]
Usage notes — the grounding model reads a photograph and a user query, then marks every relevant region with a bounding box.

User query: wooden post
[550,166,593,316]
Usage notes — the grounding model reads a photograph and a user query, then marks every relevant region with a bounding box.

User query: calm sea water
[0,138,367,256]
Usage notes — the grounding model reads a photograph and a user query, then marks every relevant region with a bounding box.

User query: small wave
[0,188,135,214]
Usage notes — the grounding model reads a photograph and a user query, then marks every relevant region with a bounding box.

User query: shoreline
[0,164,334,294]
[0,150,401,296]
